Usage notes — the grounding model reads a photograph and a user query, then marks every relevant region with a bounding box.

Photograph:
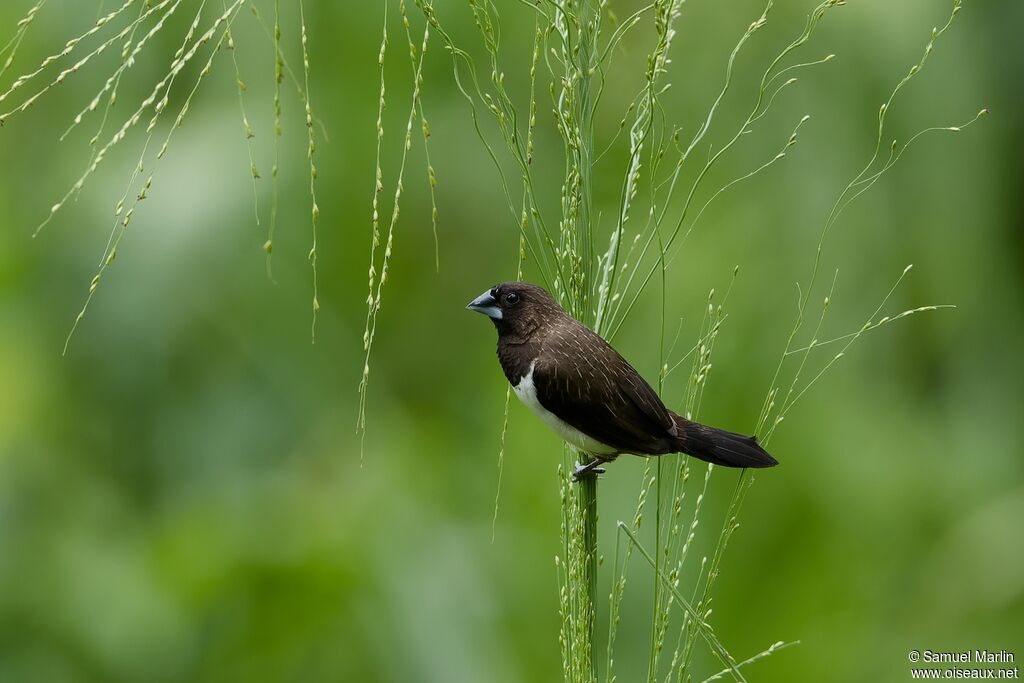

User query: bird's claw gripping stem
[572,458,607,482]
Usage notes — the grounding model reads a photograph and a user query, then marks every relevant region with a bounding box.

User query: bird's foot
[572,459,607,482]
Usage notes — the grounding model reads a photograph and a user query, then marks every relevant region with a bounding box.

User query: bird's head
[466,281,563,337]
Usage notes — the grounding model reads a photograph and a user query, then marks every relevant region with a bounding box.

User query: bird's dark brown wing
[531,320,676,455]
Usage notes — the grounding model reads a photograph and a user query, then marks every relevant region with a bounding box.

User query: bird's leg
[572,456,607,481]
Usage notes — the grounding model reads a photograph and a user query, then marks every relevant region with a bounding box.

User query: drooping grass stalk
[223,0,261,227]
[0,0,140,115]
[0,0,165,128]
[405,7,440,272]
[63,0,247,354]
[491,16,541,538]
[264,0,283,275]
[417,0,569,298]
[246,1,330,279]
[0,0,48,88]
[298,0,320,341]
[0,1,330,351]
[68,0,149,202]
[357,0,431,445]
[394,0,440,268]
[356,0,389,456]
[34,0,241,240]
[59,0,179,144]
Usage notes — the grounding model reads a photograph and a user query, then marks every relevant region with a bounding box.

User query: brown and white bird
[467,282,778,480]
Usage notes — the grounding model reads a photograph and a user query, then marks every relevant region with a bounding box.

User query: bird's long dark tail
[671,414,777,468]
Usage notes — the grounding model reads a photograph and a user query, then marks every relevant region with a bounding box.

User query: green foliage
[0,0,320,352]
[0,1,1016,682]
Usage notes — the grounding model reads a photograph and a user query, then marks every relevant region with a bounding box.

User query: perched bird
[467,282,778,480]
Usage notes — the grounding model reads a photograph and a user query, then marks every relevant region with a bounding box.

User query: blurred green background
[0,0,1021,681]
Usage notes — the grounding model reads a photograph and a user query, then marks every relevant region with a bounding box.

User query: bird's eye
[504,292,520,305]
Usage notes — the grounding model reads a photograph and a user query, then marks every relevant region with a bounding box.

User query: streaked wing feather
[532,322,674,454]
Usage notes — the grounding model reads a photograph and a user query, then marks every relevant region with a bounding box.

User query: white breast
[512,362,618,456]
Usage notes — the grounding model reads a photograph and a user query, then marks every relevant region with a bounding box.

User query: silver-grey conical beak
[466,289,502,319]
